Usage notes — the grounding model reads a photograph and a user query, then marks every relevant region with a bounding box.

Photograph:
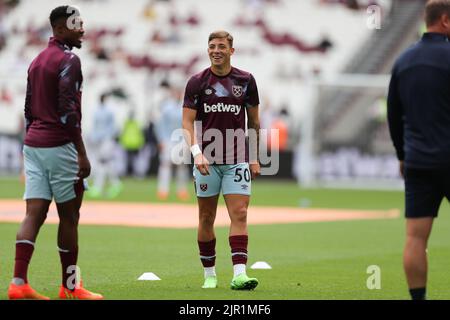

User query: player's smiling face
[208,38,234,68]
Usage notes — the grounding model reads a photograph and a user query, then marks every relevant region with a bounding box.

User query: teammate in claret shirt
[7,6,102,300]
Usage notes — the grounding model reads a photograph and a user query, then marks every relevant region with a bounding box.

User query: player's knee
[406,233,428,246]
[72,211,80,225]
[405,230,430,252]
[25,206,49,226]
[60,211,80,226]
[406,225,431,242]
[25,211,48,227]
[159,163,170,169]
[38,212,48,226]
[231,206,247,224]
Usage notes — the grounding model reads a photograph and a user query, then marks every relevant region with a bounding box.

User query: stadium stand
[0,0,391,130]
[0,0,402,180]
[315,0,424,153]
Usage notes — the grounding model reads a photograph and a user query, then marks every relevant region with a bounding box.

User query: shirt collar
[422,32,449,42]
[209,66,233,78]
[48,37,73,51]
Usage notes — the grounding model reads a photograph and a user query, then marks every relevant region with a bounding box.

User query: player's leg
[105,158,123,198]
[9,146,52,300]
[89,157,105,198]
[56,188,81,289]
[194,165,221,288]
[9,199,52,300]
[51,143,103,299]
[176,164,189,201]
[403,167,441,300]
[177,142,191,201]
[198,195,219,288]
[86,143,102,198]
[224,194,249,236]
[223,194,258,290]
[129,149,140,177]
[16,200,50,246]
[108,158,122,187]
[55,182,101,300]
[157,145,171,200]
[222,163,258,290]
[103,140,122,199]
[404,217,434,300]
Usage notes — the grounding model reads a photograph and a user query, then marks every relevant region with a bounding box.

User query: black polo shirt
[387,32,450,169]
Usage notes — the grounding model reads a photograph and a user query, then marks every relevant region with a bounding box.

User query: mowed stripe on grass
[0,200,400,228]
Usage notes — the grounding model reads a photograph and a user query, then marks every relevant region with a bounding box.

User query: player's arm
[182,76,209,175]
[246,73,261,179]
[386,67,404,178]
[247,105,261,179]
[57,54,90,178]
[182,107,209,175]
[24,74,33,132]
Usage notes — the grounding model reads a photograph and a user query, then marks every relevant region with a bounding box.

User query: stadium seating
[0,0,392,137]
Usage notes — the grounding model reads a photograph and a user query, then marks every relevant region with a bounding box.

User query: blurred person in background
[0,19,6,51]
[119,109,146,177]
[268,107,289,152]
[0,86,13,105]
[154,81,189,201]
[87,93,122,199]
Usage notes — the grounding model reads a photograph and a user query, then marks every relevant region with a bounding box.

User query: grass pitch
[1,176,450,300]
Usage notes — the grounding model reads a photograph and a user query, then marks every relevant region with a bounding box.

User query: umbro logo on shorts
[241,185,248,190]
[200,184,208,192]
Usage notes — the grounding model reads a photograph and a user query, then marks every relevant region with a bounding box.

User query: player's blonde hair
[208,30,233,48]
[425,0,450,26]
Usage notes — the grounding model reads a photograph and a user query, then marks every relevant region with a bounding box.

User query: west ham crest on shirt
[232,85,243,98]
[200,184,208,192]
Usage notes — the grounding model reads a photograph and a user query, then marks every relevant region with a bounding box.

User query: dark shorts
[404,167,450,218]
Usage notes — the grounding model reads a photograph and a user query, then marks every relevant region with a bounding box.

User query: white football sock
[204,267,216,278]
[12,278,25,285]
[233,264,246,277]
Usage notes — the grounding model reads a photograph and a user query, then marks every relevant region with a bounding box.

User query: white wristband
[190,144,202,157]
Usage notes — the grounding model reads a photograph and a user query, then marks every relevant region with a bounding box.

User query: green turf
[0,176,402,209]
[1,176,450,300]
[1,213,450,300]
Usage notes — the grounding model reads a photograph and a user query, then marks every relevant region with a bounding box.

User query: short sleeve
[183,76,200,109]
[245,74,259,107]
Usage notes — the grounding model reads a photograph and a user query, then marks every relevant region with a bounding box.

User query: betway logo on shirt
[204,103,242,115]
